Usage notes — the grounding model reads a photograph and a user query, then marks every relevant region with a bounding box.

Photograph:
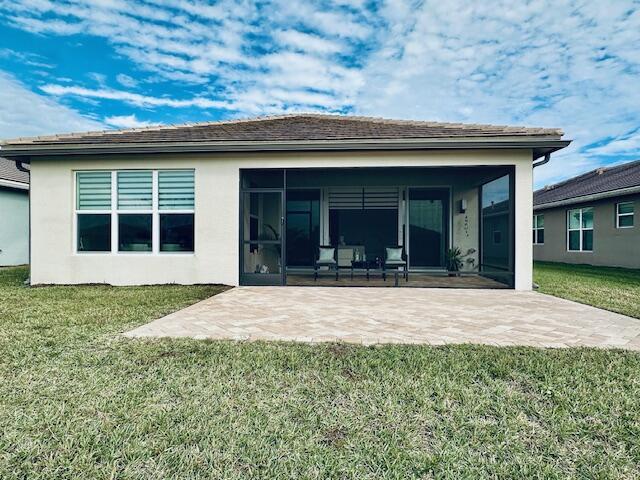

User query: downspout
[16,159,30,174]
[530,152,550,290]
[15,159,31,285]
[532,152,551,168]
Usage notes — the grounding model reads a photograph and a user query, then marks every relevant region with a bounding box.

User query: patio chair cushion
[385,260,406,266]
[385,247,403,262]
[318,247,336,263]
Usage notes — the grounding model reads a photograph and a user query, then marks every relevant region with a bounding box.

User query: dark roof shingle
[534,160,640,207]
[0,157,29,185]
[2,114,564,146]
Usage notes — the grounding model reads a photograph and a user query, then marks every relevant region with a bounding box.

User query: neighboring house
[0,114,569,289]
[533,160,640,269]
[0,157,29,266]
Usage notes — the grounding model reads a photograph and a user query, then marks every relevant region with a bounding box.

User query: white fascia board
[0,137,570,157]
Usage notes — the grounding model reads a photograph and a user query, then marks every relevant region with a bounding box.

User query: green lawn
[1,266,640,479]
[534,261,640,319]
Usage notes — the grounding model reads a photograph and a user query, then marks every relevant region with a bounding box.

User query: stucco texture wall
[0,187,29,266]
[29,149,534,288]
[534,193,640,269]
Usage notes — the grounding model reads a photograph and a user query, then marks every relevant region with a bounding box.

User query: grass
[1,266,640,479]
[534,261,640,319]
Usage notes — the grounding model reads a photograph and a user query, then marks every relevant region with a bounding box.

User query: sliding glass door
[286,189,320,267]
[407,188,449,269]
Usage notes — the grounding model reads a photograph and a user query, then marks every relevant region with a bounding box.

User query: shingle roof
[0,157,29,185]
[1,114,564,146]
[534,159,640,207]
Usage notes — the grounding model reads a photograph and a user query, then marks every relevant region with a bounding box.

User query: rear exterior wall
[29,149,534,289]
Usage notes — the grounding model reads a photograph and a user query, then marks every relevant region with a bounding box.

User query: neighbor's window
[76,171,112,252]
[75,169,195,254]
[567,207,593,252]
[616,201,634,228]
[158,170,195,252]
[533,214,544,244]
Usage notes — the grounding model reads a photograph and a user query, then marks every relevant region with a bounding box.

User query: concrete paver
[124,287,640,350]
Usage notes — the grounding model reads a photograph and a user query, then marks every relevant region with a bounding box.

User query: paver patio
[124,287,640,350]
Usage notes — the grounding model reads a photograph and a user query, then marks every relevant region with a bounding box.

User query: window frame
[74,169,195,255]
[566,207,593,252]
[74,170,114,254]
[158,170,196,253]
[533,214,544,245]
[117,170,154,253]
[616,201,634,229]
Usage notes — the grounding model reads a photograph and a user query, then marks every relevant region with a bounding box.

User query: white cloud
[104,114,155,129]
[269,0,372,39]
[0,48,54,68]
[40,84,230,109]
[274,30,344,55]
[0,71,103,140]
[585,130,640,157]
[115,73,138,88]
[310,11,371,39]
[87,72,107,86]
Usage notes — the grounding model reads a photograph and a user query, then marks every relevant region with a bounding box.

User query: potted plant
[446,247,463,276]
[446,247,476,276]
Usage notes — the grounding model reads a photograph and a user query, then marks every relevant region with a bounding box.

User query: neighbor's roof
[0,157,29,189]
[0,114,569,159]
[534,159,640,209]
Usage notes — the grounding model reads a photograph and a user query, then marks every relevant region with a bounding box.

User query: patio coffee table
[350,260,383,280]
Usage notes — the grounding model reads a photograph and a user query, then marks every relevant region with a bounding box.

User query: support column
[514,159,533,290]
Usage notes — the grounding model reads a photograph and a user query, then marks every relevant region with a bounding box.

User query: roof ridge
[540,167,602,192]
[535,159,640,194]
[1,113,564,145]
[303,114,563,134]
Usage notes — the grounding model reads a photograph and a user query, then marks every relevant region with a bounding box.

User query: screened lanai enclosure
[240,167,515,288]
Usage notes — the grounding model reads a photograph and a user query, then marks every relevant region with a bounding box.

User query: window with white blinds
[158,170,195,252]
[76,171,111,210]
[76,171,112,252]
[328,187,399,210]
[159,170,195,210]
[75,169,195,254]
[117,171,153,210]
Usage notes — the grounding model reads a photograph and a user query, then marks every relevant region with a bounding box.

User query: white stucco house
[0,114,569,290]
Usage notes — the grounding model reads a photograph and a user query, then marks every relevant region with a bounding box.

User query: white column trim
[111,171,118,254]
[152,170,160,254]
[514,161,533,290]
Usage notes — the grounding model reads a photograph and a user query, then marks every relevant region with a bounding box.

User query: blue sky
[0,0,639,188]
